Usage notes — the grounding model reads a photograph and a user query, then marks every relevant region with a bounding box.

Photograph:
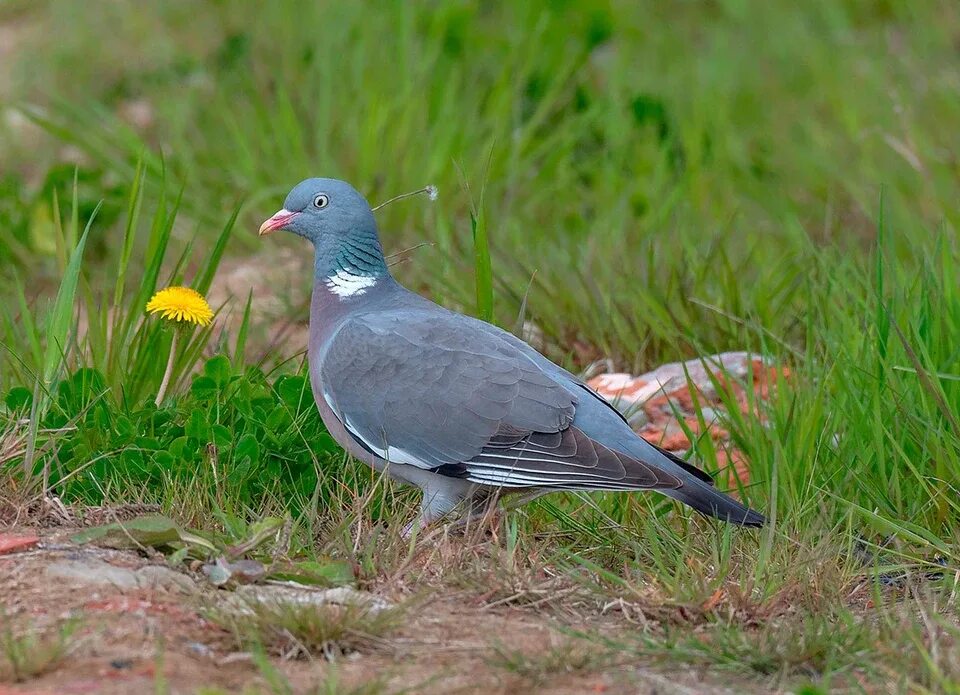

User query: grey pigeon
[259,178,765,530]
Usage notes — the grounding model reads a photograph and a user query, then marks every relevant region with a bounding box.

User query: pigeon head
[259,178,376,243]
[259,178,389,283]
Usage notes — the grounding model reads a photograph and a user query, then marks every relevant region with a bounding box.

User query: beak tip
[258,208,297,238]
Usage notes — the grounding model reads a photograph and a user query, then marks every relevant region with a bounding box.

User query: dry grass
[0,423,34,526]
[207,598,406,661]
[0,425,26,467]
[488,637,618,689]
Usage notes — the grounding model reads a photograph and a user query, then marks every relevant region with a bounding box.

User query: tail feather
[648,441,716,485]
[664,478,765,527]
[619,438,765,526]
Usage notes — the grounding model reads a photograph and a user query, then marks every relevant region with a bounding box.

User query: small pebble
[187,641,214,658]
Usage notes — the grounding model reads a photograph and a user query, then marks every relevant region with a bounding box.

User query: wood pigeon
[259,178,765,530]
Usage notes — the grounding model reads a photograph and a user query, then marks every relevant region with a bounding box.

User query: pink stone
[0,532,39,555]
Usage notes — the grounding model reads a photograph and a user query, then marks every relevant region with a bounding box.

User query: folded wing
[318,311,683,491]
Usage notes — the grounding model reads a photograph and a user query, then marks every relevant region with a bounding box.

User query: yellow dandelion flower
[147,286,213,406]
[146,286,213,326]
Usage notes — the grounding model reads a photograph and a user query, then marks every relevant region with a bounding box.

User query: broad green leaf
[4,387,32,412]
[71,515,217,553]
[190,375,217,399]
[234,433,260,463]
[71,515,182,549]
[185,409,209,440]
[212,424,232,447]
[204,355,232,387]
[268,559,355,587]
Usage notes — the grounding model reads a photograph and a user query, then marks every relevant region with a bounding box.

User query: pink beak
[258,208,300,236]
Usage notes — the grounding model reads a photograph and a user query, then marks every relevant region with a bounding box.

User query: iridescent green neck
[313,226,389,281]
[313,226,390,300]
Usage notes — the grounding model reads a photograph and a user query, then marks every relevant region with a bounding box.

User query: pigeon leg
[446,489,504,533]
[455,488,550,533]
[403,489,502,537]
[401,485,466,537]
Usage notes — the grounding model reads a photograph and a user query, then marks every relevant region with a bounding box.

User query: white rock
[44,558,197,594]
[46,559,139,590]
[222,582,392,616]
[136,565,199,593]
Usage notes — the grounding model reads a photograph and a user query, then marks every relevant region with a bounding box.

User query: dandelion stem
[155,330,179,406]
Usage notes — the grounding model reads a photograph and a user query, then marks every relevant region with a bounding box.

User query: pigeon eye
[313,194,329,209]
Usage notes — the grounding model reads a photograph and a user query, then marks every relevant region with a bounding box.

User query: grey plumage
[259,178,765,529]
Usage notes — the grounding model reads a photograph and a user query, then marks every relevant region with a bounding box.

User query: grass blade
[43,203,98,386]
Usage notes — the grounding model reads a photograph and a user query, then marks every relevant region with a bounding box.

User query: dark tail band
[665,479,766,527]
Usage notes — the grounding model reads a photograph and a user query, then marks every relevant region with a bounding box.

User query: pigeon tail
[663,478,766,527]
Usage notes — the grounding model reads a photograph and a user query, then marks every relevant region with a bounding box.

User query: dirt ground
[0,525,762,695]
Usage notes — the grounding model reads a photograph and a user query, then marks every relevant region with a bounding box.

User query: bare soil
[0,525,761,695]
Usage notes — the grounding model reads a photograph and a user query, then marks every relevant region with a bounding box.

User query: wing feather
[319,312,578,469]
[319,310,685,493]
[460,426,682,490]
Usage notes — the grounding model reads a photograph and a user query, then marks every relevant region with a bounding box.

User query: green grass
[0,609,81,683]
[2,0,960,691]
[247,650,398,695]
[208,598,405,661]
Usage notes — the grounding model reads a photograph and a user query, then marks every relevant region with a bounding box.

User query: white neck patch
[324,269,378,298]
